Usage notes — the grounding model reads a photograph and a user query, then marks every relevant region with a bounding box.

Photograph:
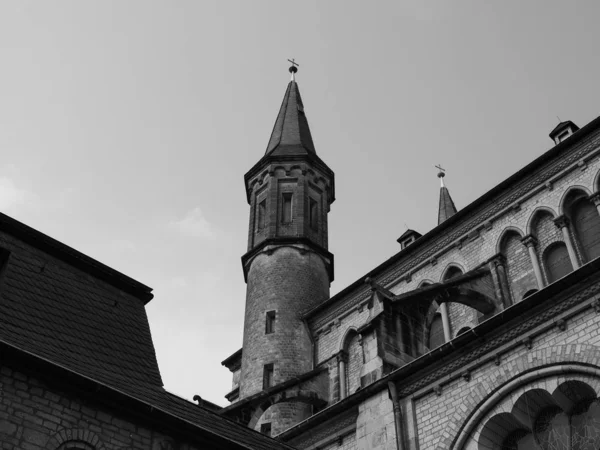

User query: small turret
[437,167,457,225]
[238,63,335,436]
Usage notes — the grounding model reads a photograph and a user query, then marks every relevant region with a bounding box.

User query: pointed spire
[265,62,316,156]
[436,166,457,225]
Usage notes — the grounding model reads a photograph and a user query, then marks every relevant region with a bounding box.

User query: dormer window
[396,229,422,249]
[557,130,570,143]
[549,120,579,145]
[402,236,415,249]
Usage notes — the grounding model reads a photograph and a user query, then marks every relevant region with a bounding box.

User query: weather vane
[435,164,446,187]
[288,58,299,81]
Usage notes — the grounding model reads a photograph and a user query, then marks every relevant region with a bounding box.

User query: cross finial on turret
[288,58,299,81]
[435,164,446,187]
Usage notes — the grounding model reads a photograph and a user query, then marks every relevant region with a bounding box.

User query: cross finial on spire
[435,164,446,187]
[288,58,299,81]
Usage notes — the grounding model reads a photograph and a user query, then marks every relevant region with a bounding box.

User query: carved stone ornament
[521,234,538,249]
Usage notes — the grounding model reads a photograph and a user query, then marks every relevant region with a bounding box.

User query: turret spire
[265,61,316,156]
[436,166,457,225]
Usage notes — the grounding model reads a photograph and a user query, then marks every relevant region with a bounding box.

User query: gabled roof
[438,186,457,225]
[265,81,316,156]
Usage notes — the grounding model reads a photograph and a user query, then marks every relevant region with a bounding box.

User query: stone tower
[239,68,335,434]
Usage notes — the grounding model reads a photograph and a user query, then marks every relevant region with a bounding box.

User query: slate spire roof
[265,80,316,156]
[437,170,457,225]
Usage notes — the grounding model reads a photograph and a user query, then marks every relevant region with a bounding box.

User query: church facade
[221,68,600,450]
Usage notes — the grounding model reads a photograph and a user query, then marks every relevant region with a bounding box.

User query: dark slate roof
[0,212,295,449]
[265,81,316,156]
[438,186,457,225]
[0,220,164,393]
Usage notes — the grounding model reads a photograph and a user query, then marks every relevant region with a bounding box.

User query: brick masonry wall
[312,152,600,368]
[355,391,395,450]
[0,364,194,450]
[296,136,600,449]
[309,129,600,334]
[409,300,600,450]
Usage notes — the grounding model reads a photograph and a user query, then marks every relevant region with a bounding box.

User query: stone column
[440,303,452,342]
[488,253,511,308]
[554,215,581,269]
[337,351,347,400]
[521,235,545,289]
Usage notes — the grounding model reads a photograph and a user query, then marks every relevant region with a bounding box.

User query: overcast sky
[1,1,600,405]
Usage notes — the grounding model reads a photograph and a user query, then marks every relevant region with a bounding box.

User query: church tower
[239,65,335,434]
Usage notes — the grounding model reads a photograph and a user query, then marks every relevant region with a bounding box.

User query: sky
[1,0,600,406]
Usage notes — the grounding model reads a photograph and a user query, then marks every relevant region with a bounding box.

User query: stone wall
[406,295,600,449]
[0,364,194,450]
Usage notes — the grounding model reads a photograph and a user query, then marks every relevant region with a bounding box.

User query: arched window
[443,266,463,281]
[428,314,445,349]
[544,242,573,283]
[345,333,362,395]
[569,197,600,263]
[499,229,537,302]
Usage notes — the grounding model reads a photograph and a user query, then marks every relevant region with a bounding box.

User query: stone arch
[495,226,525,255]
[526,206,558,235]
[440,263,465,282]
[436,287,495,314]
[45,429,105,450]
[442,343,600,450]
[558,185,592,215]
[338,326,359,352]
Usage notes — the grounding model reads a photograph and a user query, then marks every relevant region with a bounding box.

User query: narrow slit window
[257,200,266,230]
[260,423,272,436]
[309,198,318,230]
[265,311,276,334]
[263,363,274,390]
[282,193,292,223]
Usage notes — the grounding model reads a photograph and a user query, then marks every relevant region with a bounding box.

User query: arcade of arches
[463,376,600,450]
